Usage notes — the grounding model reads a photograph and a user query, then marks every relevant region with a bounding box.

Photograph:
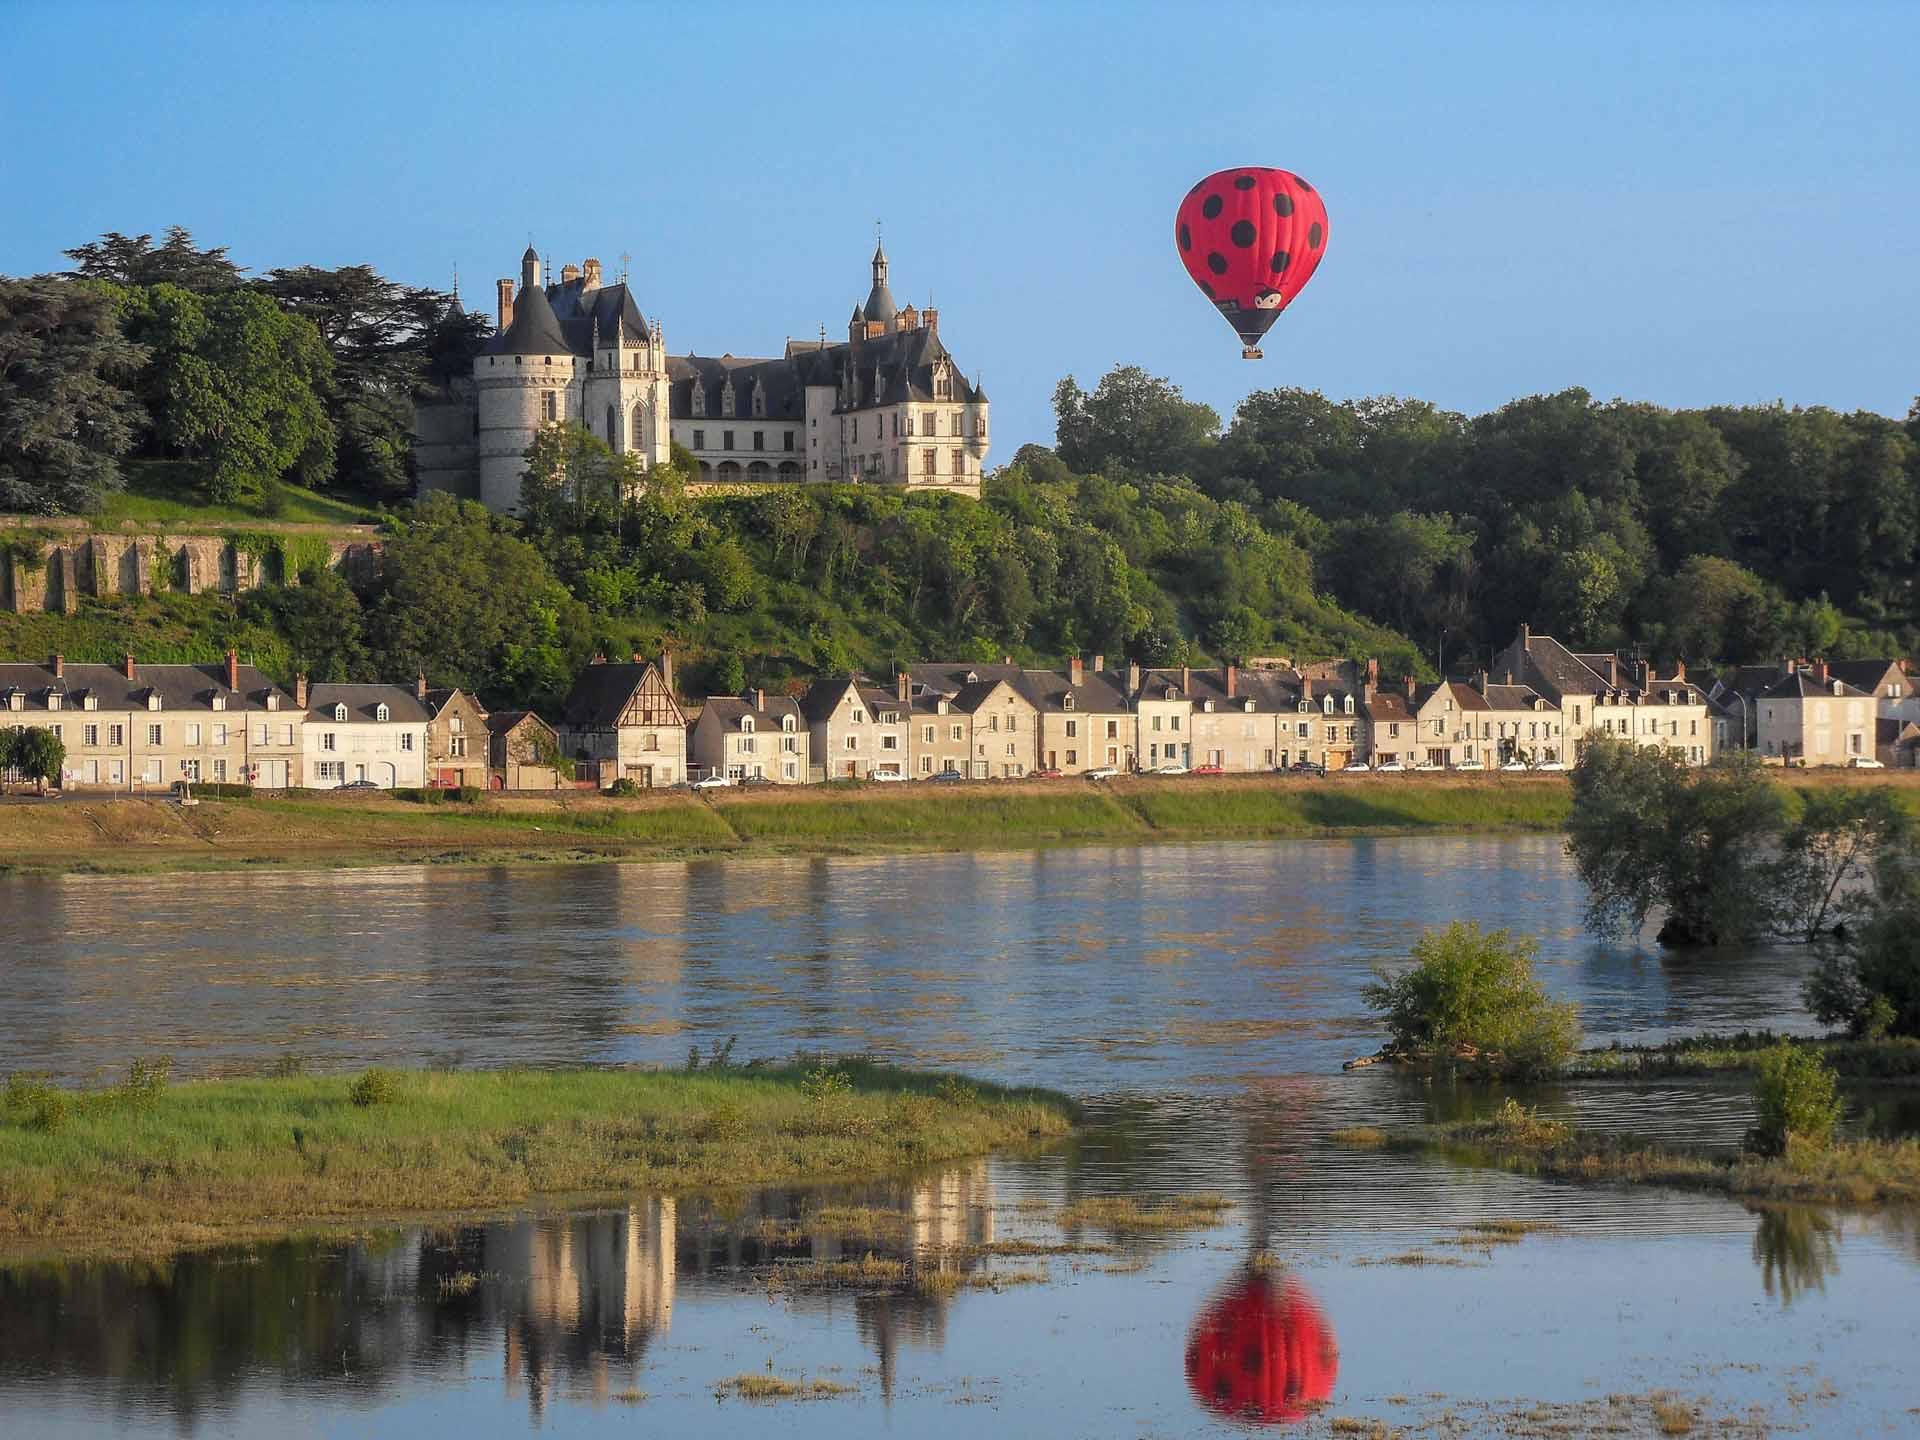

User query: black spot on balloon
[1296,176,1314,191]
[1234,174,1255,190]
[1179,223,1191,252]
[1230,220,1256,248]
[1309,222,1324,249]
[1198,279,1215,299]
[1206,251,1228,275]
[1270,250,1290,273]
[1274,193,1294,218]
[1202,194,1223,220]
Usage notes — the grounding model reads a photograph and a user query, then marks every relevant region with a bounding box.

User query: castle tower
[476,256,575,514]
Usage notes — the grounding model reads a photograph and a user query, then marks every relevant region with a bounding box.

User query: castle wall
[0,528,381,614]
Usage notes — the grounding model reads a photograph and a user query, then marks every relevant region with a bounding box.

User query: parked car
[869,769,909,783]
[1085,766,1120,781]
[1374,760,1406,773]
[1287,760,1327,777]
[1029,767,1063,779]
[338,779,381,790]
[1342,760,1371,772]
[1500,760,1529,772]
[1536,760,1567,772]
[1150,763,1190,776]
[931,768,968,784]
[1848,756,1885,769]
[691,773,735,790]
[1413,761,1444,772]
[741,774,775,787]
[1190,764,1225,776]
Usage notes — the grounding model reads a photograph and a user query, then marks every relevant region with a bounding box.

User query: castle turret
[863,242,897,326]
[520,245,541,293]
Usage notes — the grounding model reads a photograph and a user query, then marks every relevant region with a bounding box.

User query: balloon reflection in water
[1185,1265,1338,1424]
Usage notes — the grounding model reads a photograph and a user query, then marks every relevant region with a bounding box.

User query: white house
[300,680,430,788]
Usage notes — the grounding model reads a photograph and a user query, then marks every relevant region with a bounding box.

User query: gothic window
[606,405,616,444]
[691,383,706,417]
[751,381,766,418]
[720,379,736,418]
[632,403,647,448]
[543,391,557,422]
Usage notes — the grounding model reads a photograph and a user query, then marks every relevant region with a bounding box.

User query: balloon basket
[1241,346,1263,360]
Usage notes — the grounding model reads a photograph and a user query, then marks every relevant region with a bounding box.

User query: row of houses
[6,627,1913,794]
[0,653,563,792]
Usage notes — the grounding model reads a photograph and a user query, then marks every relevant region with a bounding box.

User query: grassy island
[1351,1099,1920,1206]
[0,1060,1072,1262]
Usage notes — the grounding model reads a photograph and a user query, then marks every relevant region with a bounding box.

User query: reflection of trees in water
[1750,1205,1840,1306]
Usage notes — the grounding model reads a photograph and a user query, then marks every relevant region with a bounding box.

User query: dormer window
[375,703,389,722]
[1202,699,1214,712]
[333,703,348,722]
[965,671,979,684]
[1063,694,1075,711]
[741,716,755,734]
[720,378,736,418]
[266,694,280,712]
[46,692,61,711]
[83,693,98,711]
[211,695,226,711]
[4,690,20,712]
[751,379,766,418]
[690,383,706,417]
[147,693,162,712]
[1243,699,1255,713]
[936,699,949,715]
[1322,696,1333,714]
[782,715,796,732]
[1344,696,1355,714]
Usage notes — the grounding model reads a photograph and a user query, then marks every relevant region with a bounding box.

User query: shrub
[452,785,484,804]
[115,1056,173,1110]
[348,1068,399,1108]
[2,1074,70,1133]
[695,1100,749,1143]
[1362,922,1581,1077]
[393,787,444,805]
[800,1065,853,1105]
[195,783,255,800]
[607,777,642,798]
[1747,1044,1842,1157]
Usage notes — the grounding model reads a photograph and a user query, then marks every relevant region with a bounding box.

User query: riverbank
[1346,1099,1920,1205]
[1568,1032,1920,1083]
[0,773,1579,875]
[0,1060,1073,1262]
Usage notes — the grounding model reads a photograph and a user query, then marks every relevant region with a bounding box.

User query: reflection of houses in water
[496,1200,676,1419]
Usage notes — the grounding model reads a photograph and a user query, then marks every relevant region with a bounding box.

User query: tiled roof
[484,709,552,739]
[485,281,571,356]
[698,693,805,729]
[0,660,291,713]
[1481,684,1558,711]
[557,662,679,728]
[307,683,431,724]
[1758,672,1873,701]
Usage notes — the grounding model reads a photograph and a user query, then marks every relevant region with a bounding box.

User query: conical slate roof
[497,281,570,355]
[863,277,897,324]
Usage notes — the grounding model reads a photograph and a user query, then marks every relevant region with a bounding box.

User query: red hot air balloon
[1184,1266,1338,1424]
[1175,167,1329,359]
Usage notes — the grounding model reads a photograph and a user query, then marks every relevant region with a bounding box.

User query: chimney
[1127,660,1141,695]
[1815,659,1830,682]
[754,688,766,712]
[294,673,309,709]
[1069,656,1084,687]
[1475,669,1489,696]
[1367,657,1379,687]
[122,653,136,681]
[659,648,674,695]
[1225,664,1237,699]
[1181,665,1190,694]
[1362,681,1376,706]
[416,673,428,701]
[1405,674,1416,701]
[591,652,606,665]
[583,258,602,288]
[897,670,910,704]
[1519,623,1530,650]
[1302,676,1314,702]
[1092,653,1105,674]
[923,307,938,335]
[1634,660,1650,688]
[1673,659,1686,681]
[226,649,239,692]
[560,263,581,284]
[496,278,515,332]
[50,653,63,679]
[1002,654,1013,665]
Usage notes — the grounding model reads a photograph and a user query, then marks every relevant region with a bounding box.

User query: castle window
[691,383,705,417]
[513,356,521,365]
[923,449,936,476]
[975,413,987,437]
[720,380,735,418]
[723,430,734,451]
[753,431,764,451]
[905,414,915,436]
[375,704,389,722]
[692,429,705,450]
[543,356,551,366]
[632,403,646,446]
[784,432,795,452]
[952,447,965,477]
[543,391,557,422]
[606,405,616,444]
[717,461,741,483]
[751,382,765,418]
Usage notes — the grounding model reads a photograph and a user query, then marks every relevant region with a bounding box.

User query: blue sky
[3,1,1916,457]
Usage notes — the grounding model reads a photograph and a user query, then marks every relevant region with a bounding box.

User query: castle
[414,243,990,513]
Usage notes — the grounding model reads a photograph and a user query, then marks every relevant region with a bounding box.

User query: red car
[1190,764,1226,776]
[1030,768,1064,779]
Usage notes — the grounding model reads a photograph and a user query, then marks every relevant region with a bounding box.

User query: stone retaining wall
[0,531,384,613]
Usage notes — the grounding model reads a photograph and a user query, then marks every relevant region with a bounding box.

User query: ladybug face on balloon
[1176,167,1329,355]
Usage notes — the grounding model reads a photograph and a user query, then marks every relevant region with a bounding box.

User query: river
[2,837,1915,1436]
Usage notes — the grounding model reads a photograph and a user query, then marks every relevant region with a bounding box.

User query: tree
[1362,921,1581,1077]
[1804,837,1920,1039]
[0,278,149,513]
[64,227,242,292]
[1746,1044,1843,1157]
[365,493,590,708]
[256,265,468,501]
[1053,366,1218,476]
[117,284,336,505]
[244,564,370,682]
[1768,788,1909,942]
[1566,740,1786,946]
[13,726,67,792]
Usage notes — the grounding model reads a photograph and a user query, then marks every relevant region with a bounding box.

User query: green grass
[1117,779,1573,834]
[716,787,1143,844]
[1567,1033,1920,1082]
[85,461,381,530]
[0,1060,1073,1262]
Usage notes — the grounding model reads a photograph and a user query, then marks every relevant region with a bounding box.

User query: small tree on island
[1362,921,1581,1078]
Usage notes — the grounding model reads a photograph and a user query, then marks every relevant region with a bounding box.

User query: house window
[147,723,162,746]
[923,725,935,743]
[1106,721,1118,739]
[401,733,414,751]
[1065,750,1077,766]
[451,737,466,757]
[375,704,389,722]
[1066,720,1078,738]
[212,759,226,782]
[923,449,936,475]
[845,736,857,751]
[882,734,899,751]
[693,428,705,449]
[951,447,965,477]
[951,724,964,741]
[84,724,99,746]
[181,759,200,781]
[322,733,336,751]
[213,724,227,746]
[110,724,124,746]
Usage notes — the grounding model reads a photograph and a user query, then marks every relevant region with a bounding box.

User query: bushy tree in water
[1566,741,1785,946]
[1805,837,1920,1039]
[1362,921,1581,1077]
